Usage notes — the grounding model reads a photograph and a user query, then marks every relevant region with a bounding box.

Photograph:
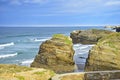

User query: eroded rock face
[85,33,120,71]
[31,34,75,73]
[70,29,113,44]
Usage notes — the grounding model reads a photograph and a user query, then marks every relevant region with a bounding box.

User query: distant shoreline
[0,25,118,27]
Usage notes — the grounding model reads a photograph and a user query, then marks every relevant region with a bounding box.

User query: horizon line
[0,24,119,27]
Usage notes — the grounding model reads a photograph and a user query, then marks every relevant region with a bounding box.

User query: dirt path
[52,70,120,80]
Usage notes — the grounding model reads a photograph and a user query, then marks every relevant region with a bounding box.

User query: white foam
[73,44,94,65]
[0,42,14,49]
[0,53,17,59]
[21,59,34,66]
[34,38,48,42]
[74,44,82,47]
[34,37,51,42]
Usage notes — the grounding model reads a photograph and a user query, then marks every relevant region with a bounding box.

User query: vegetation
[0,64,55,80]
[34,70,47,75]
[34,70,55,76]
[52,34,72,45]
[16,76,25,80]
[98,33,120,53]
[0,64,32,73]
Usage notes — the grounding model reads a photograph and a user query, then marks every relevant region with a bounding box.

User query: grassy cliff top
[98,32,120,47]
[0,64,55,80]
[0,64,32,73]
[52,34,72,45]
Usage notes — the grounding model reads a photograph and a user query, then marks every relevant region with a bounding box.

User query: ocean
[0,26,108,70]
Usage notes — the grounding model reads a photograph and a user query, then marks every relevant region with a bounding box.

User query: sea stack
[31,34,75,73]
[85,33,120,71]
[70,29,113,44]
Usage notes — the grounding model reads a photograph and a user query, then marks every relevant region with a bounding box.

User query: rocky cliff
[70,29,113,44]
[85,32,120,71]
[31,34,75,73]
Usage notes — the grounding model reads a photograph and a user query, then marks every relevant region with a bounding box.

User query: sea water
[0,26,107,68]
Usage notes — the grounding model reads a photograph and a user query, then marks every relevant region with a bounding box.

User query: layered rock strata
[70,29,113,44]
[85,33,120,71]
[31,34,75,73]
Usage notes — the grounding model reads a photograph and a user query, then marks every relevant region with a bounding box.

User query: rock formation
[70,29,113,44]
[113,27,120,32]
[105,25,120,32]
[31,34,75,73]
[85,33,120,71]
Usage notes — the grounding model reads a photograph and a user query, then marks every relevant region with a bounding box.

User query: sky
[0,0,120,26]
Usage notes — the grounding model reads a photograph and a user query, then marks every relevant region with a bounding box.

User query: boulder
[85,33,120,71]
[31,34,75,73]
[70,29,113,44]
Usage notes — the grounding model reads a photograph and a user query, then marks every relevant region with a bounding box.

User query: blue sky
[0,0,120,26]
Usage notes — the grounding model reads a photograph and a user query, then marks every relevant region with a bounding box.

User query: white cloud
[1,0,120,15]
[54,0,105,13]
[10,0,21,5]
[7,0,48,5]
[105,0,120,6]
[23,0,48,4]
[55,0,120,14]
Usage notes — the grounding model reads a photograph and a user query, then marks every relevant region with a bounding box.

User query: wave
[73,44,94,65]
[80,45,89,49]
[20,59,34,66]
[34,38,48,42]
[3,34,36,38]
[0,53,17,59]
[74,44,94,50]
[0,42,14,49]
[74,44,82,47]
[31,37,51,42]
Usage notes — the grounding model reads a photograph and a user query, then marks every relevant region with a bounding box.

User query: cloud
[1,0,120,15]
[52,0,104,14]
[105,0,120,6]
[0,0,48,5]
[23,0,48,4]
[10,0,21,5]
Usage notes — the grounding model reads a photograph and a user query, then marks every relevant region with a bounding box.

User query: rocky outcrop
[70,29,113,44]
[105,25,120,32]
[31,34,75,73]
[113,27,120,32]
[85,33,120,71]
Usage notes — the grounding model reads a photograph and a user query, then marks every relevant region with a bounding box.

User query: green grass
[49,70,55,76]
[34,71,47,75]
[34,70,55,76]
[16,76,25,80]
[0,64,32,73]
[52,34,72,45]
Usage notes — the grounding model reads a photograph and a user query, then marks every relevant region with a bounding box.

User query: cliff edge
[85,32,120,71]
[70,29,113,44]
[0,64,55,80]
[31,34,75,73]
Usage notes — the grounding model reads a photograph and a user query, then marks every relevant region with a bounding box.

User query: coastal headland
[1,27,120,80]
